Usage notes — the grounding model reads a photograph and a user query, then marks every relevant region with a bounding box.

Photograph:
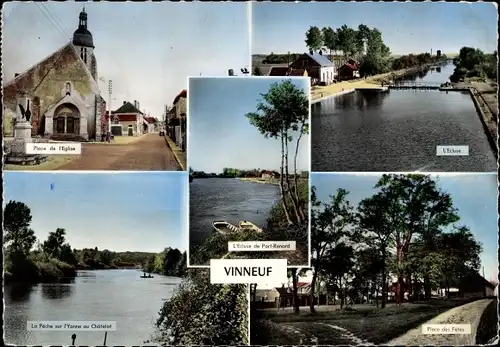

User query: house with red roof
[106,100,146,136]
[338,60,360,81]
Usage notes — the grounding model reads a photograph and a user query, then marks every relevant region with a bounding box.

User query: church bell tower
[72,7,97,79]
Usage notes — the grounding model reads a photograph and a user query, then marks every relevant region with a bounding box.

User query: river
[189,178,279,251]
[311,64,497,172]
[4,269,181,345]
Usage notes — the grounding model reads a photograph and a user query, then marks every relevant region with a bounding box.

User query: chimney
[228,69,234,76]
[123,101,126,105]
[137,101,140,110]
[15,73,20,78]
[134,100,137,108]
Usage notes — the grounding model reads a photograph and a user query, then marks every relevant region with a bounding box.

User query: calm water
[189,178,279,248]
[4,269,181,345]
[312,64,497,172]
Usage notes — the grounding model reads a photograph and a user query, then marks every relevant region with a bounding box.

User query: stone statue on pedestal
[18,99,32,122]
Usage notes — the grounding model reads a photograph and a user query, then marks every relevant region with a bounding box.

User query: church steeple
[79,6,88,29]
[72,7,94,49]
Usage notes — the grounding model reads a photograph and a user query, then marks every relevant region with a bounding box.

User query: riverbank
[236,177,279,185]
[455,81,498,157]
[311,63,436,101]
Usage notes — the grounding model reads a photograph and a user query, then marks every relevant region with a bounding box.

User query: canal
[189,178,279,259]
[311,64,497,172]
[4,269,181,345]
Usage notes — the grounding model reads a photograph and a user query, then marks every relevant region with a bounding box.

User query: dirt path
[57,133,181,171]
[387,299,494,345]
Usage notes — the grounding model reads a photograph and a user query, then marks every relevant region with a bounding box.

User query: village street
[56,133,181,171]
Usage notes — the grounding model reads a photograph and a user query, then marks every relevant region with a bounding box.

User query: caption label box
[26,142,82,155]
[210,258,287,286]
[436,145,469,156]
[422,324,471,335]
[228,241,296,252]
[27,321,116,331]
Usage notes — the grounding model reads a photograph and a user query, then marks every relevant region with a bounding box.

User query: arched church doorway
[53,103,81,136]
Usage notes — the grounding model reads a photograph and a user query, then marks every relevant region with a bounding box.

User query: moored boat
[213,220,239,234]
[239,220,263,233]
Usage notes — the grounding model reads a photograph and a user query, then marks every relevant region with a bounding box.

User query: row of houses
[165,89,187,151]
[106,100,159,138]
[266,51,360,85]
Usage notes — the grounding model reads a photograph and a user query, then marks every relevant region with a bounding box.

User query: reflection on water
[41,283,74,300]
[311,64,497,172]
[189,178,279,249]
[4,269,181,346]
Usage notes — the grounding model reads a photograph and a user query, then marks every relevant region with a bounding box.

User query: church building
[3,8,107,141]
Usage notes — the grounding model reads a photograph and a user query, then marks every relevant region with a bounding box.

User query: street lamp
[107,80,112,142]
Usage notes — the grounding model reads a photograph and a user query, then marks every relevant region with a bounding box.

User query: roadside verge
[164,135,186,170]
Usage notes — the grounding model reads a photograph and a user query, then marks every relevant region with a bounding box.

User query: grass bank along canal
[189,178,279,249]
[311,64,497,172]
[4,269,181,345]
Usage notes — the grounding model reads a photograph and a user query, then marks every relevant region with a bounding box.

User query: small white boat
[239,220,263,233]
[213,220,240,234]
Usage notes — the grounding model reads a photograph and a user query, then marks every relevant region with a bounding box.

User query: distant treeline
[3,200,186,283]
[190,167,308,179]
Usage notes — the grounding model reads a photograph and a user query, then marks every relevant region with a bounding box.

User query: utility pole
[107,80,112,142]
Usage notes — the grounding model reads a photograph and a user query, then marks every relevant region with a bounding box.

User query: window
[302,60,307,68]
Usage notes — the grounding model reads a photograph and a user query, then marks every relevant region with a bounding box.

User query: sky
[3,172,188,253]
[2,1,250,119]
[188,77,310,173]
[252,2,497,55]
[310,173,499,283]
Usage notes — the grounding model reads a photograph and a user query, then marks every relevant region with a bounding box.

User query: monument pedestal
[5,121,48,165]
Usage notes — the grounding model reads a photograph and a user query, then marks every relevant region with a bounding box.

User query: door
[128,125,133,136]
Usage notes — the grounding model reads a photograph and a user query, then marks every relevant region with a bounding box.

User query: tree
[253,66,262,76]
[153,270,248,345]
[43,228,67,258]
[373,174,459,304]
[305,26,323,53]
[246,80,309,225]
[321,27,338,62]
[322,243,355,309]
[336,25,356,59]
[357,193,395,307]
[309,186,355,314]
[3,200,36,256]
[355,24,370,58]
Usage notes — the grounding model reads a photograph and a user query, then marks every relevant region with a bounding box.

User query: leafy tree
[309,186,355,313]
[322,243,355,308]
[321,27,338,61]
[43,228,67,258]
[336,25,356,59]
[305,26,323,53]
[253,66,262,76]
[373,174,459,304]
[355,24,370,57]
[246,80,309,225]
[153,270,248,345]
[3,200,36,255]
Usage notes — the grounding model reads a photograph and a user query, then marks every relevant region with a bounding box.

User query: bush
[152,270,248,345]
